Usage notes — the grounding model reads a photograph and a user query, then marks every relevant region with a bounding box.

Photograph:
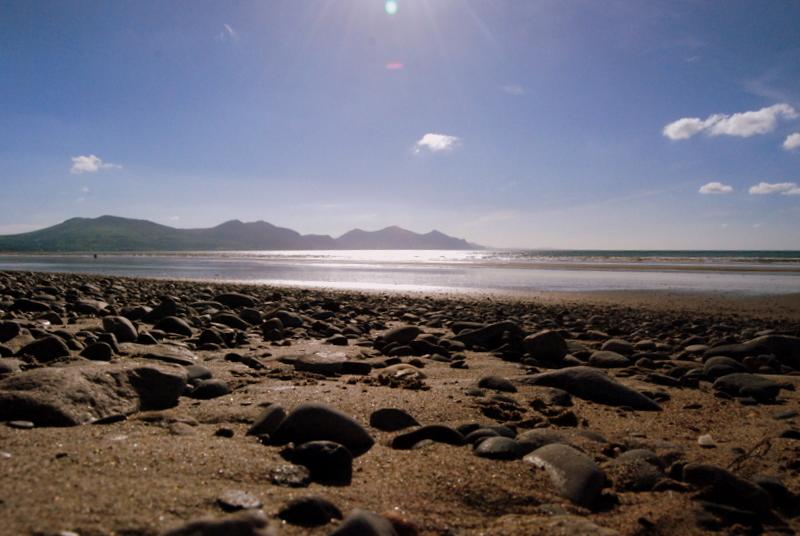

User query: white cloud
[748,181,800,195]
[81,185,90,193]
[784,133,800,151]
[70,155,121,174]
[414,133,460,154]
[217,23,238,42]
[502,84,525,96]
[663,103,798,140]
[698,182,733,194]
[169,216,180,221]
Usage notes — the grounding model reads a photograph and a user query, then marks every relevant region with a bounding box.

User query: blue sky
[1,0,799,248]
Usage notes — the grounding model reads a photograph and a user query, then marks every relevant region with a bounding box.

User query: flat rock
[477,375,517,393]
[391,424,465,449]
[294,353,347,376]
[0,362,187,426]
[682,463,772,514]
[189,379,230,399]
[217,490,262,512]
[119,343,198,366]
[520,366,661,411]
[588,351,631,368]
[17,335,70,362]
[712,373,781,402]
[524,443,607,508]
[271,403,374,456]
[214,292,257,308]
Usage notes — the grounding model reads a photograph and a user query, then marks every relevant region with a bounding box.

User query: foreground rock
[521,366,661,411]
[524,443,607,508]
[271,403,375,456]
[0,362,187,426]
[162,510,272,536]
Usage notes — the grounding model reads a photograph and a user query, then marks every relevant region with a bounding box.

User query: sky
[1,0,799,249]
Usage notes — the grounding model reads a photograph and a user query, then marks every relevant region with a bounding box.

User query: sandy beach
[1,270,799,535]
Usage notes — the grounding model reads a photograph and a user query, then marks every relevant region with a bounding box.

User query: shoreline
[1,270,799,534]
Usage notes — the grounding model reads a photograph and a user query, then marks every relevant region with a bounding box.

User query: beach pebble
[477,375,517,393]
[0,321,22,343]
[712,373,781,402]
[294,353,347,376]
[369,408,419,431]
[329,509,398,536]
[277,495,343,526]
[247,404,286,436]
[682,463,772,514]
[286,440,353,485]
[601,339,634,355]
[269,464,311,487]
[474,436,524,460]
[524,443,607,508]
[189,378,230,399]
[212,312,249,330]
[162,510,272,536]
[521,366,661,411]
[271,403,374,456]
[523,330,567,364]
[381,326,421,346]
[80,342,114,361]
[102,316,138,343]
[214,292,257,308]
[154,316,193,337]
[390,425,465,449]
[18,335,71,362]
[589,351,631,368]
[217,489,262,512]
[697,434,717,448]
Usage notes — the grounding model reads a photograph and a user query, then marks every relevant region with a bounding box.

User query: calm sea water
[0,250,798,295]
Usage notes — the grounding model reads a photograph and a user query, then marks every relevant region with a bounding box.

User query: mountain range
[0,216,482,252]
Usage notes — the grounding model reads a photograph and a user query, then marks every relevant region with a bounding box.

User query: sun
[384,0,398,16]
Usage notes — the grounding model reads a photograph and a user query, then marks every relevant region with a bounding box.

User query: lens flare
[385,1,398,15]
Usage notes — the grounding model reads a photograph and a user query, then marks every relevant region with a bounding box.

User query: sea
[0,250,799,295]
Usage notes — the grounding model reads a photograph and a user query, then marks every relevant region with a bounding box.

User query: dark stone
[17,335,70,362]
[0,321,21,343]
[477,375,517,393]
[80,342,114,361]
[287,440,353,485]
[589,351,631,368]
[682,463,772,514]
[712,373,781,402]
[342,360,372,375]
[294,353,347,376]
[247,404,287,436]
[102,316,138,343]
[524,443,607,508]
[278,495,343,526]
[189,379,230,399]
[212,313,249,330]
[154,316,193,337]
[523,330,568,364]
[601,339,634,355]
[520,366,661,411]
[12,298,51,313]
[453,321,521,349]
[185,364,213,384]
[162,511,271,536]
[474,436,524,460]
[381,326,421,346]
[271,403,374,456]
[390,425,465,449]
[329,509,398,536]
[369,408,419,432]
[214,293,257,308]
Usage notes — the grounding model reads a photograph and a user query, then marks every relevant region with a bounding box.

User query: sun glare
[385,0,398,16]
